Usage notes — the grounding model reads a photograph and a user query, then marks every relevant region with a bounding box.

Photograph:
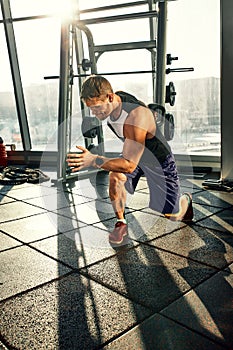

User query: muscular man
[67,75,193,245]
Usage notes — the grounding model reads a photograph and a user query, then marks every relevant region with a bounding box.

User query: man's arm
[66,146,137,173]
[67,106,153,173]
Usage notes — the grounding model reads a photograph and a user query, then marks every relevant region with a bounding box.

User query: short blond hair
[81,75,113,100]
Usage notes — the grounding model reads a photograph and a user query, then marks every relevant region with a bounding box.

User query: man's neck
[110,94,122,121]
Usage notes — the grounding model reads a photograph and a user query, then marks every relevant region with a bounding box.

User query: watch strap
[95,156,104,168]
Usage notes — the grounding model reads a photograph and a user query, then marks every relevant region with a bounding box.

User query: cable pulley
[165,81,176,106]
[81,117,100,138]
[164,113,175,141]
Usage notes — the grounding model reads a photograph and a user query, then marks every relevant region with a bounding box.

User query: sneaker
[109,222,128,245]
[182,193,194,222]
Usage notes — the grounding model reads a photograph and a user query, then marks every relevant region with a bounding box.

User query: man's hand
[66,146,97,172]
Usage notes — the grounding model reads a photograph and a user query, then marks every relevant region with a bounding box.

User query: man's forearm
[95,156,136,174]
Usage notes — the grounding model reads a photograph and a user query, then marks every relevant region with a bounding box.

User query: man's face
[85,95,112,120]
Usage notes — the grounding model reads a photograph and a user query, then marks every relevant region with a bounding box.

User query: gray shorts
[125,154,180,214]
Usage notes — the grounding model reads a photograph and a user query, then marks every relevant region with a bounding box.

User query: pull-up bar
[78,10,158,25]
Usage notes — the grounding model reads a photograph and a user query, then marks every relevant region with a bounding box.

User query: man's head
[81,75,115,120]
[81,75,113,100]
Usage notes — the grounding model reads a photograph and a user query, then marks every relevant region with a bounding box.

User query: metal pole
[76,23,97,74]
[155,1,167,106]
[220,0,233,182]
[76,22,105,155]
[57,21,71,181]
[148,0,158,102]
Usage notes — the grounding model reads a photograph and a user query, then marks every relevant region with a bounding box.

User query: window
[0,23,22,149]
[166,0,220,156]
[0,1,220,157]
[13,17,61,150]
[10,0,74,18]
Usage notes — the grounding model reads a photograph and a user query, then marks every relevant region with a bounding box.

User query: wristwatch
[95,156,104,168]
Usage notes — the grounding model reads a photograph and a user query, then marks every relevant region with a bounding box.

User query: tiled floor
[0,168,233,349]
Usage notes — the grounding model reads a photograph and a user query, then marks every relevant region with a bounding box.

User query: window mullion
[1,0,31,150]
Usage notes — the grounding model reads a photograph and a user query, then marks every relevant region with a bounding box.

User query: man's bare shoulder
[126,105,154,128]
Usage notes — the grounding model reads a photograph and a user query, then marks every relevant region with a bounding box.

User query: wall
[221,0,233,181]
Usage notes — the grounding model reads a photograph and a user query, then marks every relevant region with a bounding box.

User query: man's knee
[109,171,127,185]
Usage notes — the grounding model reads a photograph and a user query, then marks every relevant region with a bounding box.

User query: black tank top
[107,91,171,165]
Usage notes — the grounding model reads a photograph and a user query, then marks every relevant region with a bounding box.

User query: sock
[117,218,127,224]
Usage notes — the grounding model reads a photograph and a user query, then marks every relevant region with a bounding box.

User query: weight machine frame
[56,1,171,183]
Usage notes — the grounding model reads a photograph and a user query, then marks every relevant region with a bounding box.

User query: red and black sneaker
[109,222,128,245]
[182,192,194,222]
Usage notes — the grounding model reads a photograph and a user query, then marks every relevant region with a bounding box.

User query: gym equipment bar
[166,67,194,74]
[80,1,148,14]
[44,70,157,81]
[78,10,158,25]
[155,1,167,106]
[94,40,156,54]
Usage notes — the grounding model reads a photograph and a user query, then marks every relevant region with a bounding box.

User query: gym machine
[46,0,194,184]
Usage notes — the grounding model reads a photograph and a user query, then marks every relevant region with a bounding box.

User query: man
[67,75,193,245]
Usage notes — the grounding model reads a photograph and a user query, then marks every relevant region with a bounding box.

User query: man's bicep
[122,114,148,164]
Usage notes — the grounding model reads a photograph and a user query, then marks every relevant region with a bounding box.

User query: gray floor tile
[0,182,33,193]
[179,178,203,189]
[161,266,233,348]
[93,170,111,186]
[24,190,92,211]
[82,244,217,311]
[181,186,204,196]
[146,225,233,269]
[132,213,186,242]
[133,178,148,192]
[0,201,45,223]
[138,177,200,195]
[94,211,179,242]
[30,226,119,269]
[0,245,71,300]
[193,190,233,208]
[210,190,233,206]
[0,194,16,205]
[104,313,225,350]
[136,193,227,224]
[65,177,110,200]
[0,273,152,350]
[125,191,150,210]
[0,231,22,251]
[141,202,222,225]
[196,208,233,233]
[187,178,209,188]
[0,212,87,243]
[55,200,116,225]
[191,202,223,222]
[0,184,59,200]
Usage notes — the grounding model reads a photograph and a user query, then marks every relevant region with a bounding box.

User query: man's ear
[107,93,114,102]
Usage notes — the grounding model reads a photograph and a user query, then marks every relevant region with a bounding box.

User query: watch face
[96,157,104,166]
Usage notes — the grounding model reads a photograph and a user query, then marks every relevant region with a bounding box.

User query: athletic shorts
[124,154,180,214]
